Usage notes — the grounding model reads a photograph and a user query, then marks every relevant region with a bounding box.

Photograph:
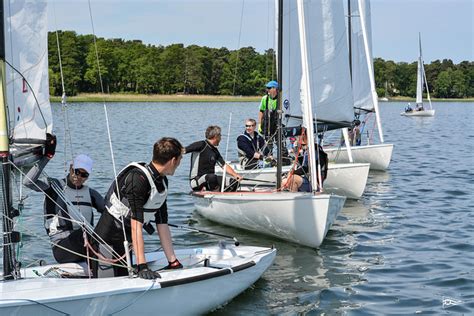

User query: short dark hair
[205,125,221,139]
[153,137,183,164]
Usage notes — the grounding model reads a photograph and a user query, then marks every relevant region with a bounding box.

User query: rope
[108,279,157,315]
[232,0,245,96]
[0,299,69,315]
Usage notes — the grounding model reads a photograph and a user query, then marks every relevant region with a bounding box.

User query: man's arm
[22,157,51,192]
[237,136,255,159]
[90,189,106,213]
[184,141,204,154]
[156,223,177,263]
[131,218,146,265]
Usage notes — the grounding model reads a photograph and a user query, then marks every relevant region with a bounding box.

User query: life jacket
[46,178,94,241]
[237,132,262,168]
[106,162,167,224]
[262,95,279,138]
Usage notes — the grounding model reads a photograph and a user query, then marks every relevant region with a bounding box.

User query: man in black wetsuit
[92,137,184,279]
[185,125,243,192]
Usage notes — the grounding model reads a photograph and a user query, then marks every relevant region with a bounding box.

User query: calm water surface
[11,101,474,314]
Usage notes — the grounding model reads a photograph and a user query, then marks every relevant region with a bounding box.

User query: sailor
[185,125,243,192]
[92,137,183,279]
[237,118,270,170]
[258,81,279,151]
[23,137,105,264]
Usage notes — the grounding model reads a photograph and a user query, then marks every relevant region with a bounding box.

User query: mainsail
[281,0,354,130]
[416,33,424,105]
[4,0,52,144]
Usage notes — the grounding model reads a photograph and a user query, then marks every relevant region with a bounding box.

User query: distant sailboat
[401,33,435,117]
[379,81,389,101]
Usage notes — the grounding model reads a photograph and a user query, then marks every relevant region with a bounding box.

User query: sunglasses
[74,169,89,178]
[245,124,256,128]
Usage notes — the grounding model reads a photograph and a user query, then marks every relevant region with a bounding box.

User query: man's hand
[137,263,161,280]
[235,174,243,182]
[253,152,261,159]
[258,124,262,134]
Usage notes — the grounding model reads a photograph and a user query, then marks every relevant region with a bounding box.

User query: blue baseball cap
[266,80,279,89]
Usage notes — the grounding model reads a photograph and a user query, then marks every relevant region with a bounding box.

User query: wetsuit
[92,162,168,277]
[185,140,238,191]
[23,157,105,263]
[237,131,269,170]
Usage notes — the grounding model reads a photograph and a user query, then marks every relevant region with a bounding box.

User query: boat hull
[400,109,435,117]
[217,162,370,199]
[0,245,276,315]
[324,143,394,170]
[194,191,346,248]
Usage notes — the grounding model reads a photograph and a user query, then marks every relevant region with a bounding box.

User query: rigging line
[86,0,128,246]
[0,299,69,315]
[232,0,245,96]
[52,2,75,169]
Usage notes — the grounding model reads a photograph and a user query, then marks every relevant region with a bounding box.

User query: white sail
[4,0,52,142]
[416,33,424,104]
[350,0,384,142]
[350,0,373,111]
[281,0,354,125]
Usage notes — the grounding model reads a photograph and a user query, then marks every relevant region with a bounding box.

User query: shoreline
[50,93,474,103]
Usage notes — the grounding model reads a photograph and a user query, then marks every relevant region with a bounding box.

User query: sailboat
[401,33,435,117]
[0,1,275,314]
[379,81,389,101]
[323,0,394,171]
[193,0,350,248]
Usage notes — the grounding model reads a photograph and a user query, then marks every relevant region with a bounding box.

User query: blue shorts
[298,177,311,192]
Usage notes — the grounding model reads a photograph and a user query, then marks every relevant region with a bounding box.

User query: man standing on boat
[237,118,271,170]
[258,80,290,164]
[92,137,184,279]
[23,136,106,264]
[186,125,243,191]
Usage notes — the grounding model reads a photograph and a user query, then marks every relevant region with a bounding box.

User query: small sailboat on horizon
[401,33,435,117]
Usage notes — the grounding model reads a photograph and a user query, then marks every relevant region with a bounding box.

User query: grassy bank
[386,96,474,102]
[50,93,260,103]
[50,93,473,103]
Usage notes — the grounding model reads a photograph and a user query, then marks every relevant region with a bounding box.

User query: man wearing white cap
[24,150,105,263]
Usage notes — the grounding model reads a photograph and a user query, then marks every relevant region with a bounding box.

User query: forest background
[49,31,473,100]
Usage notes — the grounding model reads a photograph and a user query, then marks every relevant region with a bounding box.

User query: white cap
[72,154,93,174]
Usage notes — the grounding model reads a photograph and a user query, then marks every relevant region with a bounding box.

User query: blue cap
[72,154,93,174]
[266,80,279,89]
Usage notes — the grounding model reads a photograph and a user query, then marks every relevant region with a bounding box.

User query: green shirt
[259,95,278,111]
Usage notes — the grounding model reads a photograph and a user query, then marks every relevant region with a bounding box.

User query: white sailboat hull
[324,143,394,170]
[0,245,275,315]
[194,192,346,248]
[400,109,435,117]
[218,162,369,199]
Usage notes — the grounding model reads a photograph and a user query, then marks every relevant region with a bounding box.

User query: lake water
[8,101,474,314]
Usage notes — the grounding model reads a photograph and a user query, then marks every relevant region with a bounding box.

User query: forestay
[280,0,354,127]
[4,0,52,143]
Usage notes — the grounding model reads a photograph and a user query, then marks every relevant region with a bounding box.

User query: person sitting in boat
[405,103,413,112]
[237,118,271,170]
[23,137,106,264]
[92,137,184,279]
[349,120,362,146]
[416,103,424,111]
[282,133,328,192]
[185,125,243,192]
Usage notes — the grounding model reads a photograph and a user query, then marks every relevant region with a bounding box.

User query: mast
[276,0,283,188]
[0,0,18,280]
[348,0,352,80]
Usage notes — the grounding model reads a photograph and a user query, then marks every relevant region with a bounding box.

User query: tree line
[48,31,473,98]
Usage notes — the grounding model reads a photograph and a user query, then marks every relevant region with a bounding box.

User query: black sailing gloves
[45,133,57,159]
[137,263,161,280]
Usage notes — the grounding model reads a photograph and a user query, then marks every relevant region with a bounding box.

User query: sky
[48,0,473,64]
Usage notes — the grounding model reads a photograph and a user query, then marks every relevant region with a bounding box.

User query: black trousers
[91,211,130,277]
[52,229,87,263]
[191,174,239,192]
